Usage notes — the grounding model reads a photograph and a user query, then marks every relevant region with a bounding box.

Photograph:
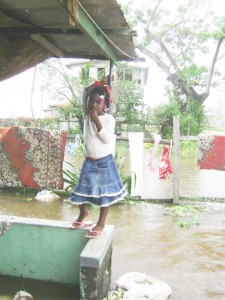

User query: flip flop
[85,229,104,239]
[70,220,93,229]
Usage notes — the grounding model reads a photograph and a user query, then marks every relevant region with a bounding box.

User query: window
[117,68,133,81]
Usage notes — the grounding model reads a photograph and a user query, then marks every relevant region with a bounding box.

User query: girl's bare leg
[91,206,109,233]
[75,203,89,222]
[71,204,91,228]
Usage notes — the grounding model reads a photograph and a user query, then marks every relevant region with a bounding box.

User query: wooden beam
[0,27,82,35]
[0,27,137,37]
[31,35,64,58]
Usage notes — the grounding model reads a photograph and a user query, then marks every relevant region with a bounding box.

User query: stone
[13,291,33,300]
[35,190,60,202]
[115,272,172,300]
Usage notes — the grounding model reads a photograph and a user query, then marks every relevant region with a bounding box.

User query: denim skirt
[69,154,127,207]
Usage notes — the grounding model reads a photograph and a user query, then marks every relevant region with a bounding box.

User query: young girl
[69,76,126,238]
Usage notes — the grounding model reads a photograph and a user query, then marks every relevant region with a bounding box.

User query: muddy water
[0,191,225,300]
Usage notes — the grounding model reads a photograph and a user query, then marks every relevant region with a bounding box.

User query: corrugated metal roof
[0,0,137,81]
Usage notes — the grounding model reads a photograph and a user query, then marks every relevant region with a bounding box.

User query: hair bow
[94,81,113,103]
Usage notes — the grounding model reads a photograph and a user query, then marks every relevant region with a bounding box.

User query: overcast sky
[0,0,224,118]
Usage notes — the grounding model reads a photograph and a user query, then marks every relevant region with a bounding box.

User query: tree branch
[154,36,178,71]
[137,44,172,76]
[205,37,224,95]
[58,59,76,99]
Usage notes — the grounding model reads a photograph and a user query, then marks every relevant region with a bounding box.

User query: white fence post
[173,116,180,204]
[128,132,144,197]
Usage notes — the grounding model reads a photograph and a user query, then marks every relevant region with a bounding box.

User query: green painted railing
[0,216,87,285]
[0,215,114,299]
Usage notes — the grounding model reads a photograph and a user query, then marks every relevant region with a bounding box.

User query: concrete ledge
[0,215,115,300]
[80,225,114,269]
[80,225,114,300]
[0,215,88,285]
[0,215,72,229]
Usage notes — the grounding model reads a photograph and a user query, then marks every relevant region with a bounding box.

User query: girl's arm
[93,114,115,144]
[90,110,102,132]
[82,86,92,116]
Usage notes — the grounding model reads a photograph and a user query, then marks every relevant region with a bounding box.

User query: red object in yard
[159,145,172,179]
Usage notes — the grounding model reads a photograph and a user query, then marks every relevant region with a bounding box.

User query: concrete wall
[80,226,114,299]
[0,215,114,299]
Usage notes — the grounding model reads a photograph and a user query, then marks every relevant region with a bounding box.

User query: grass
[165,202,203,228]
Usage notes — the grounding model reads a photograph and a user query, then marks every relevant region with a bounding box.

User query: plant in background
[112,62,147,135]
[31,117,61,130]
[63,161,80,194]
[117,158,135,196]
[0,117,61,130]
[115,141,135,196]
[180,141,198,159]
[122,0,225,108]
[152,88,206,138]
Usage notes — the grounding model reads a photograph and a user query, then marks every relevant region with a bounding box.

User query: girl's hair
[89,85,110,108]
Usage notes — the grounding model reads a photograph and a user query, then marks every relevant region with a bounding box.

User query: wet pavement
[0,191,225,299]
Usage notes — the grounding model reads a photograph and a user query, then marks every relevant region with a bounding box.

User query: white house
[43,59,150,119]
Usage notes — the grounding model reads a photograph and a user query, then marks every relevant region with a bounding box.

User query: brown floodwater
[0,190,225,300]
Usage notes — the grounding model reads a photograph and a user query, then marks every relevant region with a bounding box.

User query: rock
[13,291,33,300]
[103,291,124,300]
[35,190,60,202]
[115,272,172,300]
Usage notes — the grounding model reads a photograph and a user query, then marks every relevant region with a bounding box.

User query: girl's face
[89,93,106,115]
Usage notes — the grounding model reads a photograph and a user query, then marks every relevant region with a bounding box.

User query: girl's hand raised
[90,109,98,122]
[90,110,103,132]
[100,75,109,86]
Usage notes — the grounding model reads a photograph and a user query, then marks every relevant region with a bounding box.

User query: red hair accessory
[94,81,113,103]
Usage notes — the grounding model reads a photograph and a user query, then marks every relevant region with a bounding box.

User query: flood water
[0,191,225,300]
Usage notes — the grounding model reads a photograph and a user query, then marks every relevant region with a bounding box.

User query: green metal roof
[0,0,137,81]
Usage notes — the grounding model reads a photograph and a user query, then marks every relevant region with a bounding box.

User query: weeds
[165,204,203,227]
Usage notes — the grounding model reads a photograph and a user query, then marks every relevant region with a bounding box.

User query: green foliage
[113,62,147,134]
[152,103,177,138]
[63,161,80,193]
[56,101,83,133]
[31,117,61,130]
[166,204,202,227]
[179,65,208,86]
[22,197,33,202]
[114,81,143,122]
[120,0,225,108]
[152,89,205,137]
[179,141,197,159]
[0,117,61,130]
[67,127,81,134]
[79,62,92,86]
[115,141,135,195]
[14,189,36,202]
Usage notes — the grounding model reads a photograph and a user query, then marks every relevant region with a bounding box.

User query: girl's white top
[82,87,116,159]
[83,114,116,159]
